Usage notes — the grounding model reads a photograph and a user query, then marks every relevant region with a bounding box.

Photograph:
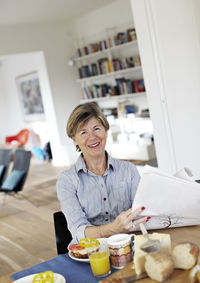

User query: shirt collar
[106,152,114,170]
[75,152,114,174]
[75,154,87,173]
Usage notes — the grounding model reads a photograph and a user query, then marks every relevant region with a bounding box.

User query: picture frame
[16,71,45,122]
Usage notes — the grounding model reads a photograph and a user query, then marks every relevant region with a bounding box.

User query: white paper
[174,167,195,182]
[132,165,200,230]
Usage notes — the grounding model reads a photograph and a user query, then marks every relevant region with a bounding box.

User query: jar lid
[107,234,131,247]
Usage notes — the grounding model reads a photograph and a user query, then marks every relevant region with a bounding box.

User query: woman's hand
[86,206,150,238]
[132,206,150,231]
[112,206,150,234]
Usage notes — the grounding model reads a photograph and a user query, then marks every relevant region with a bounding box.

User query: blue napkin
[11,254,116,283]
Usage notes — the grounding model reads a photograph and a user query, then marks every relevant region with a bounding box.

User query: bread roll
[190,264,200,283]
[144,252,174,282]
[172,242,199,270]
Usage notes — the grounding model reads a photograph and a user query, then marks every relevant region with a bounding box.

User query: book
[77,48,82,57]
[133,55,141,66]
[133,79,145,92]
[78,68,83,79]
[91,63,98,76]
[81,65,90,78]
[126,28,136,41]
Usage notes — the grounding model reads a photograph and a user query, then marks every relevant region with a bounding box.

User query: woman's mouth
[88,142,100,148]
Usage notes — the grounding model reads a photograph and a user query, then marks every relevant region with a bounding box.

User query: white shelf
[77,66,142,84]
[73,26,155,162]
[74,40,138,62]
[80,92,146,104]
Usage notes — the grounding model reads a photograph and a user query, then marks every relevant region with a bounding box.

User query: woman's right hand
[111,206,150,234]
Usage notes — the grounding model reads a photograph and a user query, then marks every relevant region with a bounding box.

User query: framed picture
[16,71,45,122]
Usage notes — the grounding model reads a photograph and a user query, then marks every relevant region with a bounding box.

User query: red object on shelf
[133,79,145,92]
[5,129,30,148]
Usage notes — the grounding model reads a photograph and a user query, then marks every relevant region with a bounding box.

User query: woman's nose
[88,131,96,139]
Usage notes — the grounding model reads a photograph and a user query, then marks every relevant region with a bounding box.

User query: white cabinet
[73,26,156,161]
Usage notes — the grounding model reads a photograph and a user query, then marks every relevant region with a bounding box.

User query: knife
[122,273,148,282]
[98,273,148,283]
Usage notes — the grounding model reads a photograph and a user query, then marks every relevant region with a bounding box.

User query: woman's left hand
[132,206,151,231]
[111,206,150,233]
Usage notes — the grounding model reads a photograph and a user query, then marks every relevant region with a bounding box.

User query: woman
[56,102,149,243]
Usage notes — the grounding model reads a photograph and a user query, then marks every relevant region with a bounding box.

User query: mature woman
[56,102,149,243]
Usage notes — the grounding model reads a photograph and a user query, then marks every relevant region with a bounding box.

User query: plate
[13,273,65,283]
[69,252,90,262]
[68,238,108,263]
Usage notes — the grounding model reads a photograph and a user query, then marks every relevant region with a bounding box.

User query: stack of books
[81,78,145,100]
[76,27,137,57]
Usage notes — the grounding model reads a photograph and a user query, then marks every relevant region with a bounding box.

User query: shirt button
[106,212,109,214]
[104,198,106,201]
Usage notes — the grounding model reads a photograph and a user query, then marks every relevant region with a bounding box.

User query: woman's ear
[72,135,80,152]
[72,137,78,147]
[72,139,77,147]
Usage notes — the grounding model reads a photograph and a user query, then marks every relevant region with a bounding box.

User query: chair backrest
[11,149,31,192]
[0,149,12,185]
[53,211,72,255]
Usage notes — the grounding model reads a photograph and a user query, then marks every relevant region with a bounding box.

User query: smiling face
[73,117,107,160]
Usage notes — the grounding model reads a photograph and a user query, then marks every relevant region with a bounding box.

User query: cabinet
[73,25,156,161]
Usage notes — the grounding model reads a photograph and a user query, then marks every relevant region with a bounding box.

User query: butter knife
[122,273,148,282]
[98,273,148,283]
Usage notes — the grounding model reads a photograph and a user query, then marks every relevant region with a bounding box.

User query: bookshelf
[72,25,156,161]
[80,92,146,104]
[74,40,138,62]
[77,66,142,84]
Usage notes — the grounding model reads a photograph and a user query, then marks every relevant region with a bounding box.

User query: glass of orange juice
[89,246,111,277]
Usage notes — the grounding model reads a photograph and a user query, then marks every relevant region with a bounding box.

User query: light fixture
[68,57,75,67]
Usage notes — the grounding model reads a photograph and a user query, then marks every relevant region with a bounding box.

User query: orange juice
[89,252,111,276]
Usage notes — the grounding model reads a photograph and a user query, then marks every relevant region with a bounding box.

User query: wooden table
[101,225,200,282]
[2,225,200,283]
[0,274,13,283]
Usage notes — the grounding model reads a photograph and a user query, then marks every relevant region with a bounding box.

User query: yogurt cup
[107,234,134,269]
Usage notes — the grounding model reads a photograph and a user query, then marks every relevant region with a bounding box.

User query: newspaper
[132,165,200,230]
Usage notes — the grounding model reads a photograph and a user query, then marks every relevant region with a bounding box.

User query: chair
[5,129,30,148]
[0,149,31,193]
[53,211,72,255]
[0,149,12,186]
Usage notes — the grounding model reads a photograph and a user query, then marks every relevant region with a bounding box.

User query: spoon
[139,223,161,253]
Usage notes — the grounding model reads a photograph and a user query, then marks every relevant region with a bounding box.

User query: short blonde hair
[67,102,109,151]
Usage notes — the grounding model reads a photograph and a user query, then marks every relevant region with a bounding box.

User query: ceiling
[0,0,117,26]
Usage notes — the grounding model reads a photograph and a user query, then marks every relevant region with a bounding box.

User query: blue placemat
[11,254,117,283]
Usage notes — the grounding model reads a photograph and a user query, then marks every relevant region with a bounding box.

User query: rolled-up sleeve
[56,171,92,243]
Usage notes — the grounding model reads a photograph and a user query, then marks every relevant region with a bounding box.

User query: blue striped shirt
[56,153,140,243]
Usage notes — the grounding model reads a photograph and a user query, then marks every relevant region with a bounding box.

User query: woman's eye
[80,131,86,135]
[94,127,100,131]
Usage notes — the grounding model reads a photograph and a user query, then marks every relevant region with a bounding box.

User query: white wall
[0,0,140,166]
[2,0,199,173]
[73,0,134,39]
[0,53,44,136]
[131,0,200,177]
[0,63,12,144]
[0,22,81,166]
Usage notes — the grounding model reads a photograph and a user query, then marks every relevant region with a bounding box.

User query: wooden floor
[0,159,67,278]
